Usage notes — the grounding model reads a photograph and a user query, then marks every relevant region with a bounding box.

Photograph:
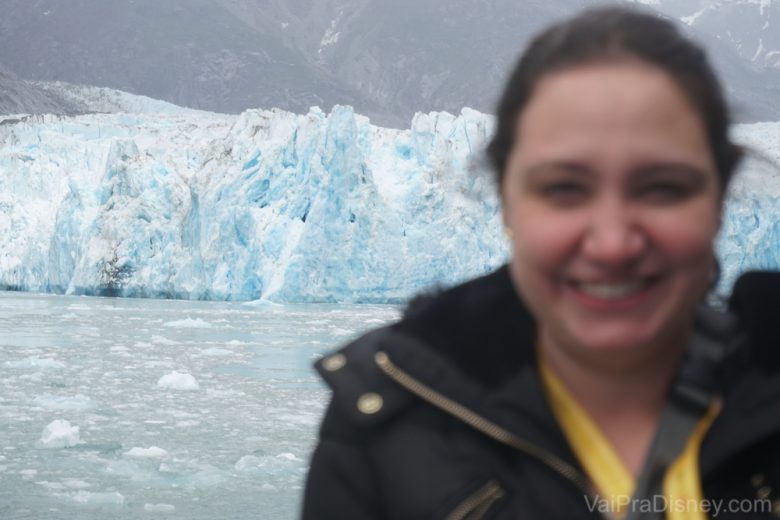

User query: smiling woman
[503,62,722,371]
[502,61,726,477]
[302,6,780,520]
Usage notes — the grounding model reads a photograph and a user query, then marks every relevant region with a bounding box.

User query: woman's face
[501,62,721,362]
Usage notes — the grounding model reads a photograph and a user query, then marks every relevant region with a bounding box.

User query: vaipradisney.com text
[584,494,772,517]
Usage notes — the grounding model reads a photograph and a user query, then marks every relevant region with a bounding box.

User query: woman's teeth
[577,280,646,299]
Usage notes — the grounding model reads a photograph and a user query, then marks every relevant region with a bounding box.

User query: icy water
[0,291,400,519]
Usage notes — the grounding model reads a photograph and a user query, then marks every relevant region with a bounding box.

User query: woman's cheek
[513,205,585,252]
[510,210,584,282]
[647,211,719,265]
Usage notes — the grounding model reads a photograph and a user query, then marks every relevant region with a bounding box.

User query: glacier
[0,103,778,303]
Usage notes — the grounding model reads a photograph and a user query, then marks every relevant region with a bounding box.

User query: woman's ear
[500,196,512,239]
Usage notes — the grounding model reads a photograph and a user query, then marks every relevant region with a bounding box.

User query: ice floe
[156,372,200,391]
[124,446,169,458]
[36,419,82,449]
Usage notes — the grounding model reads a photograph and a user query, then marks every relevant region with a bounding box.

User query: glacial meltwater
[0,291,400,519]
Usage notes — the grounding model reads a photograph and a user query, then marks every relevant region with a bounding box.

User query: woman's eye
[542,183,587,204]
[640,183,689,202]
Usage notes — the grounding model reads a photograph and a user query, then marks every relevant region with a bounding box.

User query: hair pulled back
[486,6,742,192]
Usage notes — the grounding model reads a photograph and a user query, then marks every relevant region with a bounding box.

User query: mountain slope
[0,0,778,124]
[0,64,77,116]
[0,0,383,118]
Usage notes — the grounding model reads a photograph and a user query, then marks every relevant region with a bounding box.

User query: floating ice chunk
[234,453,304,475]
[175,420,200,428]
[163,318,212,329]
[276,452,303,462]
[234,455,263,472]
[272,410,319,426]
[33,394,95,411]
[144,503,176,512]
[125,446,169,458]
[105,459,152,481]
[36,420,82,449]
[36,480,65,489]
[243,298,281,307]
[150,335,177,345]
[199,348,232,356]
[184,465,225,488]
[157,371,200,390]
[62,479,91,489]
[70,490,125,505]
[5,357,65,370]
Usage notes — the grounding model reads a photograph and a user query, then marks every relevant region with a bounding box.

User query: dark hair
[486,6,743,193]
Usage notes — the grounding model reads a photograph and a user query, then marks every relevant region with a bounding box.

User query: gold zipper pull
[445,480,505,520]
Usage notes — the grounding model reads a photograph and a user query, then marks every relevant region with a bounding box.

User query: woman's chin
[559,324,671,366]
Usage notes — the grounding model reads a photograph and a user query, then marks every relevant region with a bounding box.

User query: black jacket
[302,266,780,519]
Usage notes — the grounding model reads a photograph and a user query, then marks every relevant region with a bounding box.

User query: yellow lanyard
[539,357,720,519]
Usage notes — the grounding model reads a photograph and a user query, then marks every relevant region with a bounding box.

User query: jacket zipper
[374,350,614,520]
[445,479,505,520]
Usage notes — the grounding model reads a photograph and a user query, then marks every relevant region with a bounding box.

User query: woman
[303,6,780,519]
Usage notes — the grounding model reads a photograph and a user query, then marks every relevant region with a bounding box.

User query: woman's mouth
[568,276,659,307]
[576,280,647,299]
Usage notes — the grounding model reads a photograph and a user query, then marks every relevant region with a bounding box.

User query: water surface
[0,291,399,519]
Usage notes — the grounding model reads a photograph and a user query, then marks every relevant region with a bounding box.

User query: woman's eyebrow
[524,162,593,179]
[630,164,711,183]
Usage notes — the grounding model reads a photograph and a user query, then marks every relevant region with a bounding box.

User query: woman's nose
[580,200,645,265]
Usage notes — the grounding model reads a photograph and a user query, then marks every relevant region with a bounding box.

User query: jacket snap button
[758,487,772,500]
[322,354,346,372]
[357,393,383,414]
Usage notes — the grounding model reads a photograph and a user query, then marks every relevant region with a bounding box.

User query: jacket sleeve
[301,401,385,520]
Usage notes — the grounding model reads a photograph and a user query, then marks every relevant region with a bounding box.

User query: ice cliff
[0,105,777,302]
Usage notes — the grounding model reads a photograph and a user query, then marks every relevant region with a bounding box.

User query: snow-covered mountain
[674,0,779,69]
[30,82,219,117]
[1,0,779,126]
[0,65,78,116]
[0,65,214,118]
[656,0,780,122]
[0,100,778,303]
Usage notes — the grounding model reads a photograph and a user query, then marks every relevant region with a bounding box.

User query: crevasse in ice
[0,106,777,302]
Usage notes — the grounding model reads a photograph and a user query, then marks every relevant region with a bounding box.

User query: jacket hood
[729,271,780,368]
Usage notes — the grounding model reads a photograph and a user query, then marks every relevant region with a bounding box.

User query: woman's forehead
[510,62,715,173]
[519,62,699,130]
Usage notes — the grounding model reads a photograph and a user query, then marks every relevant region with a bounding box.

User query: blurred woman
[303,6,780,519]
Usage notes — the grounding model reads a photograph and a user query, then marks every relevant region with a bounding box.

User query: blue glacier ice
[0,104,778,302]
[717,123,780,289]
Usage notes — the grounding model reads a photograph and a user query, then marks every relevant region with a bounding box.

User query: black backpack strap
[624,306,742,520]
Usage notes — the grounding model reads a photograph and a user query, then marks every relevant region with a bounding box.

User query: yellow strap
[662,400,721,520]
[539,356,720,519]
[539,358,635,514]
